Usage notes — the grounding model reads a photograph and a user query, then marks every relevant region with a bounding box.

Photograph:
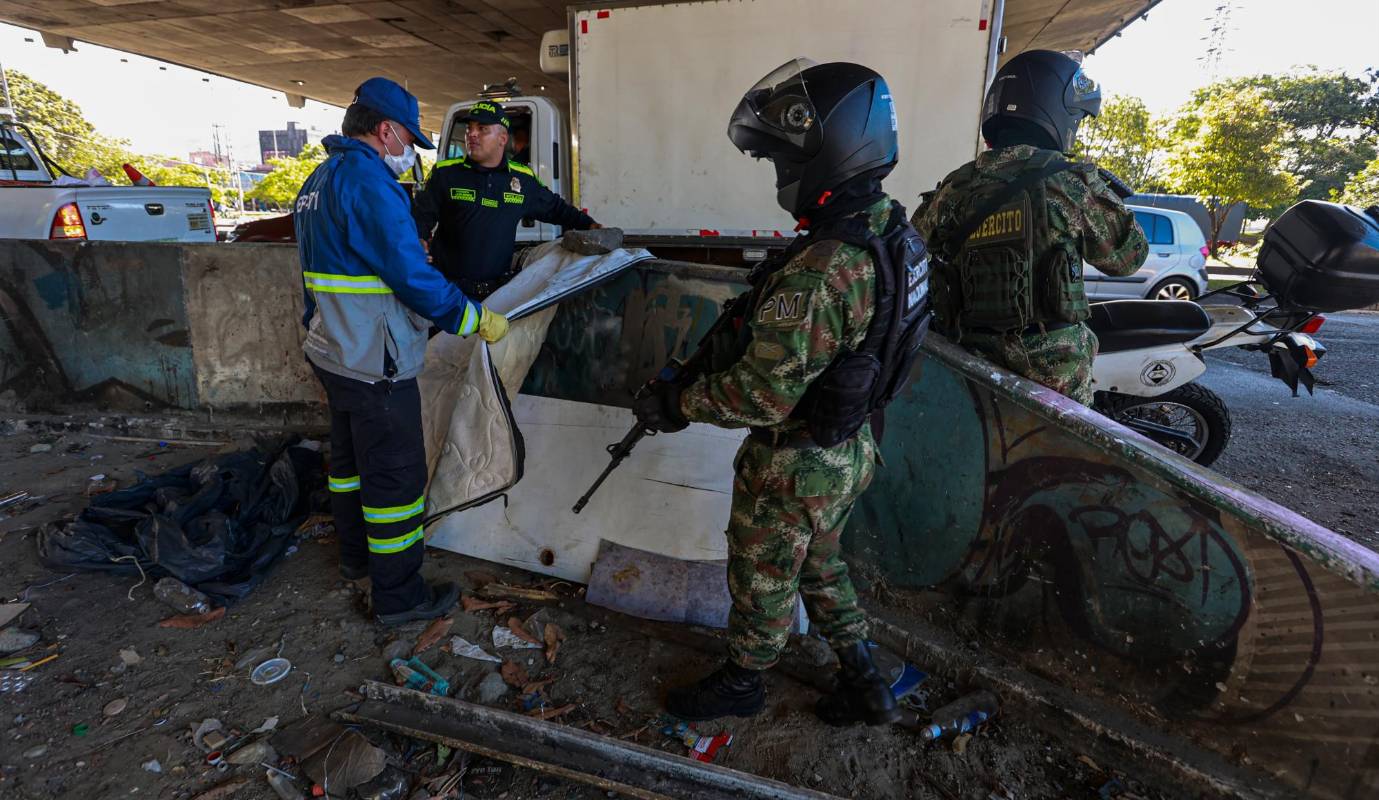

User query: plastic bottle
[919,690,1000,742]
[152,577,211,615]
[265,769,304,800]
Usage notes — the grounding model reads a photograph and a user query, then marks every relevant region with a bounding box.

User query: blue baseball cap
[353,77,435,150]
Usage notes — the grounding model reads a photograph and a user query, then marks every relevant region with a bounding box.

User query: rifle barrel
[571,425,646,514]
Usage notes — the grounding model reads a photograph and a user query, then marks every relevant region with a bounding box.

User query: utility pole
[212,123,245,216]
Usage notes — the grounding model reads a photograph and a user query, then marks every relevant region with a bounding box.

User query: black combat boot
[815,641,900,726]
[665,662,766,721]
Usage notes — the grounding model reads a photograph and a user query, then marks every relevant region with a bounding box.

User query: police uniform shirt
[413,158,596,285]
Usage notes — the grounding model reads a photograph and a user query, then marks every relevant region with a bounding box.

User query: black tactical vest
[931,151,1088,335]
[718,202,931,448]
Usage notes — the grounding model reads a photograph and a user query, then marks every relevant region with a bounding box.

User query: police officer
[913,50,1147,405]
[413,101,600,299]
[632,59,930,726]
[295,78,510,625]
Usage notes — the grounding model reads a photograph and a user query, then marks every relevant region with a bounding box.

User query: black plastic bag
[37,437,325,604]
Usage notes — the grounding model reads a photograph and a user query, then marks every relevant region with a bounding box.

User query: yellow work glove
[477,306,509,343]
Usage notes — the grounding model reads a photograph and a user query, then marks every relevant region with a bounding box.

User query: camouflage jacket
[913,144,1146,279]
[678,197,888,432]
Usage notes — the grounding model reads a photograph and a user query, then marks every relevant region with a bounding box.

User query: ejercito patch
[756,289,812,327]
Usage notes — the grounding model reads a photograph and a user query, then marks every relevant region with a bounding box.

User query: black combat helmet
[981,50,1101,153]
[728,59,899,218]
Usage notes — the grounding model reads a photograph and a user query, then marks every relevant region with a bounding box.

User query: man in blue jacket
[295,77,509,625]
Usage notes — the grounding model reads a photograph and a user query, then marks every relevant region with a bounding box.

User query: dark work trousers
[312,365,429,615]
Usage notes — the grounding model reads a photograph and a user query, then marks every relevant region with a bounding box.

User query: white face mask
[381,123,417,177]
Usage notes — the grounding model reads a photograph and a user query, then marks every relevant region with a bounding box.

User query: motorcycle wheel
[1095,382,1232,467]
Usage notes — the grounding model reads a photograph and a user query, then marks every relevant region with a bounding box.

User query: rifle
[571,291,753,514]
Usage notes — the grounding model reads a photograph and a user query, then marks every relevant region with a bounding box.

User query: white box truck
[432,0,1002,261]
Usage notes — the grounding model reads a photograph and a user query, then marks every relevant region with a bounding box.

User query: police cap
[459,101,510,129]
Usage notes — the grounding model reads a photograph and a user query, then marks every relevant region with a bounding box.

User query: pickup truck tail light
[49,203,87,240]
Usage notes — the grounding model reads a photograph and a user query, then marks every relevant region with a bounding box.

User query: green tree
[1230,70,1379,208]
[247,144,327,208]
[1166,85,1298,255]
[1073,95,1170,192]
[6,68,238,202]
[129,158,236,207]
[5,68,135,177]
[1338,156,1379,208]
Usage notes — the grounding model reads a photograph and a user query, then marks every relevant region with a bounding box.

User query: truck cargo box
[1257,200,1379,312]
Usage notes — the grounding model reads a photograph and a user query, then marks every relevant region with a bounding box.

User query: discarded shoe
[815,641,900,726]
[375,582,459,626]
[665,661,765,721]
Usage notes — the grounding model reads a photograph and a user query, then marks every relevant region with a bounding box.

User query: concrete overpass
[0,0,1158,132]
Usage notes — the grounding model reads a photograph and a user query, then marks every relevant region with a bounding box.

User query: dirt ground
[0,418,1208,800]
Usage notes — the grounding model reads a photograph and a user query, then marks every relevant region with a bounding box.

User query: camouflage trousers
[960,323,1100,405]
[725,426,876,671]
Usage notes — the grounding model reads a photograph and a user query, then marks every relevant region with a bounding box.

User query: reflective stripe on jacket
[294,135,482,383]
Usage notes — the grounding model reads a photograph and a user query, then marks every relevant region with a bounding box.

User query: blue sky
[1,0,1376,164]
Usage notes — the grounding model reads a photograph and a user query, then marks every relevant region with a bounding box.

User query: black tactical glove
[633,379,688,433]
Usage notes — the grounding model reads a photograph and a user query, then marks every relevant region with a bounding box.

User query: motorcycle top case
[1256,200,1379,312]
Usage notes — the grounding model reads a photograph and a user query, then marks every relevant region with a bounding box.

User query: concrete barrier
[522,263,1379,799]
[5,241,1377,796]
[0,240,321,418]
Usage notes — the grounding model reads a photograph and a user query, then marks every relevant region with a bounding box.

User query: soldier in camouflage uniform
[634,60,919,726]
[913,50,1147,404]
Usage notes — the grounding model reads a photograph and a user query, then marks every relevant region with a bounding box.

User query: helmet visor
[730,58,822,154]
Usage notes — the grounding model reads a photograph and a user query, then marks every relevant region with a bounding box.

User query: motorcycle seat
[1087,300,1212,354]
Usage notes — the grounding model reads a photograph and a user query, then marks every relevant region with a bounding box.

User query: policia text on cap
[413,101,602,300]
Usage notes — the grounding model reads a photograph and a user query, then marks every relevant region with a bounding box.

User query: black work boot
[815,642,900,726]
[374,581,459,626]
[665,662,766,721]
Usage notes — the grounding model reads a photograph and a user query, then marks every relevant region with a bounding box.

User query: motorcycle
[1088,281,1326,467]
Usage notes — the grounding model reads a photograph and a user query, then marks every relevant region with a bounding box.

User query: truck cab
[434,95,570,245]
[0,120,53,184]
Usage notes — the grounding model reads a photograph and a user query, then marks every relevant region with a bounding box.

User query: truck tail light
[1300,315,1325,334]
[207,200,218,239]
[49,203,87,240]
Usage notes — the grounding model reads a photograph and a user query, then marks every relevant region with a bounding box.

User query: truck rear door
[567,0,998,236]
[75,188,215,243]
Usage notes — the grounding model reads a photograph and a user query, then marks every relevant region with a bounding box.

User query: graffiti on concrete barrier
[0,242,196,409]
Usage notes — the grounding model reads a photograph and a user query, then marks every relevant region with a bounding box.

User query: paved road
[1199,311,1379,550]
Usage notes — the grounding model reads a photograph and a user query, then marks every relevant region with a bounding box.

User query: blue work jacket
[294,135,481,383]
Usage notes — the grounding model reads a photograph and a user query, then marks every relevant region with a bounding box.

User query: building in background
[188,150,226,168]
[258,121,306,162]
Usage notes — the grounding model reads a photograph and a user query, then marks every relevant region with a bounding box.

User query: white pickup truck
[0,117,216,243]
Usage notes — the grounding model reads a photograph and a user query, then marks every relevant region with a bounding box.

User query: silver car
[1084,205,1210,301]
